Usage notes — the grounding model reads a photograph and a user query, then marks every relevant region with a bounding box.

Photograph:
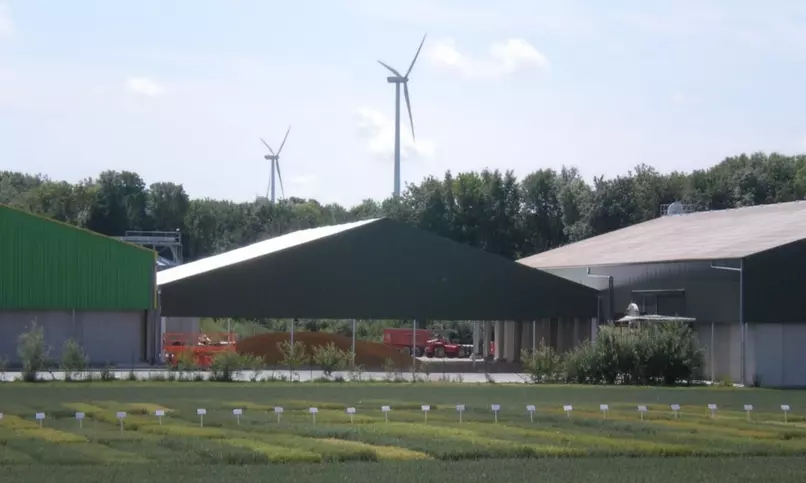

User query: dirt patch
[237,332,417,370]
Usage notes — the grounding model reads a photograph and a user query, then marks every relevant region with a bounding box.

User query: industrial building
[519,201,806,388]
[158,217,600,362]
[0,205,160,367]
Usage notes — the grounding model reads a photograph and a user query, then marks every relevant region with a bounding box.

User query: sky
[1,1,805,207]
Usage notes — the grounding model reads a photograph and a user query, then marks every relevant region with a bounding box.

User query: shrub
[521,338,562,383]
[559,322,705,386]
[60,338,88,381]
[17,319,49,382]
[277,340,307,375]
[175,349,198,372]
[210,351,247,382]
[312,342,349,379]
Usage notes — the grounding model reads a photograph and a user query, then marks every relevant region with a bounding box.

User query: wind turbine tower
[377,34,427,197]
[260,126,291,204]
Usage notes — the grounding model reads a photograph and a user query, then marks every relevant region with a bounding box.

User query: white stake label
[197,408,207,416]
[309,407,319,414]
[274,407,284,414]
[346,407,356,414]
[155,410,166,417]
[600,404,609,412]
[233,409,243,416]
[75,412,85,420]
[381,406,391,413]
[35,413,45,420]
[563,405,573,412]
[421,405,430,412]
[744,404,754,412]
[117,412,127,420]
[782,405,791,412]
[670,404,681,411]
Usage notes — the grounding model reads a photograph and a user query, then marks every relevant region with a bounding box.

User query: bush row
[521,322,705,385]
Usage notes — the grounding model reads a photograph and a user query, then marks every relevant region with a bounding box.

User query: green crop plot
[0,382,806,483]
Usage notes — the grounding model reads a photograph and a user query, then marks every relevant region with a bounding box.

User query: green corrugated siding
[0,205,155,310]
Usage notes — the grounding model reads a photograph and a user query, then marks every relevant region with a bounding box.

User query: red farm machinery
[162,332,237,368]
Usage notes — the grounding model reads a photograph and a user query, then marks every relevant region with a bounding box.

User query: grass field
[1,382,806,482]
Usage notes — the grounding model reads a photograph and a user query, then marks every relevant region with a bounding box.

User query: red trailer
[383,328,433,357]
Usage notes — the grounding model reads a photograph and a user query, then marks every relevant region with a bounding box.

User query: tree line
[3,151,805,263]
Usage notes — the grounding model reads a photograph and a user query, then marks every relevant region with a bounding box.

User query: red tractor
[423,333,468,359]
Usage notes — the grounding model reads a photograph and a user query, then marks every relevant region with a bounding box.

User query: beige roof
[518,201,806,269]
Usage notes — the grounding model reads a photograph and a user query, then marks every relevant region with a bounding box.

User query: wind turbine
[260,126,291,204]
[377,34,426,198]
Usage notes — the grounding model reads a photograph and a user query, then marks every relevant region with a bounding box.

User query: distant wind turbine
[377,34,426,198]
[260,126,291,204]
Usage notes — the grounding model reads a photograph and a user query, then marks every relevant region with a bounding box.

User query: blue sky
[1,1,805,207]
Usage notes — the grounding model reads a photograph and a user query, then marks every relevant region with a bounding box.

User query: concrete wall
[0,310,147,367]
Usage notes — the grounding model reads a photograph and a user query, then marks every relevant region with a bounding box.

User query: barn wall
[0,310,146,367]
[541,260,740,323]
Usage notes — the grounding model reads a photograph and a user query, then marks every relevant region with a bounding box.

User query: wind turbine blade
[403,83,415,141]
[276,160,286,199]
[277,126,291,155]
[260,137,276,155]
[377,60,402,77]
[405,34,427,78]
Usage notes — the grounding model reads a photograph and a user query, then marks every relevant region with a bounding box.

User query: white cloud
[0,3,14,38]
[355,107,436,162]
[426,38,548,79]
[125,77,166,97]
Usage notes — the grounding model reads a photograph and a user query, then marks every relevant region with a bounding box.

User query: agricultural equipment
[162,332,237,368]
[423,334,469,359]
[382,328,432,357]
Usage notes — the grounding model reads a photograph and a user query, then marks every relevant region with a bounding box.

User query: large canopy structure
[158,218,597,320]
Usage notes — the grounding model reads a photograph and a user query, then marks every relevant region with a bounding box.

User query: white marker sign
[670,404,681,419]
[35,412,45,428]
[381,405,390,422]
[75,412,85,429]
[491,404,500,423]
[422,405,430,423]
[600,404,609,419]
[116,411,127,432]
[526,405,536,422]
[233,408,243,425]
[744,404,754,421]
[637,405,648,421]
[155,409,165,425]
[456,404,466,423]
[346,407,356,414]
[274,407,283,423]
[197,408,206,427]
[708,404,717,418]
[309,407,318,424]
[782,404,791,423]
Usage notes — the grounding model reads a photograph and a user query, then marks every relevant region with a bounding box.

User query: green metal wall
[0,205,155,310]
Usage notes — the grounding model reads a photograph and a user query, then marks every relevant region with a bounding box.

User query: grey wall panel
[0,311,144,366]
[753,324,784,387]
[782,324,806,387]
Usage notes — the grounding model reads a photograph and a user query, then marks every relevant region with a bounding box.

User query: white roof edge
[157,218,381,286]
